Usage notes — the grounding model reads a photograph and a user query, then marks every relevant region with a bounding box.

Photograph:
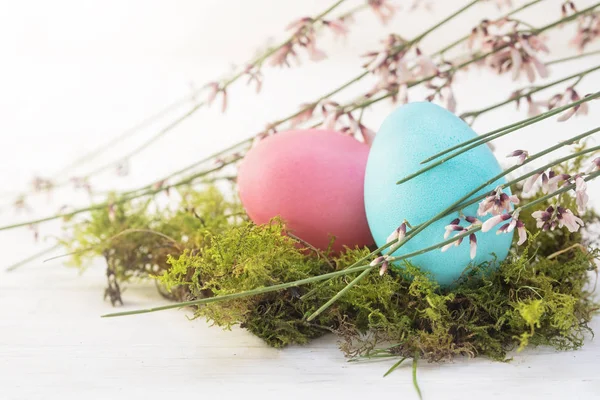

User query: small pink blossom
[585,157,600,173]
[370,255,391,276]
[575,176,588,214]
[546,172,570,193]
[323,19,348,38]
[368,0,397,25]
[387,222,407,244]
[523,172,541,194]
[290,103,316,127]
[506,149,528,165]
[469,233,477,260]
[557,89,589,122]
[477,186,520,216]
[444,218,462,239]
[558,207,585,232]
[532,206,584,232]
[525,96,547,117]
[481,213,512,233]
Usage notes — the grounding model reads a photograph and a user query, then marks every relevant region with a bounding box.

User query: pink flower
[323,19,348,38]
[481,213,512,233]
[441,234,464,252]
[585,157,600,173]
[523,172,541,194]
[387,222,407,244]
[506,149,528,165]
[526,98,547,117]
[557,89,588,122]
[413,50,438,78]
[368,0,397,25]
[557,207,584,232]
[515,220,527,245]
[532,206,556,231]
[290,103,316,127]
[469,233,477,260]
[546,172,570,193]
[477,186,520,216]
[532,206,584,232]
[270,43,296,67]
[370,255,391,275]
[575,176,588,214]
[444,218,462,239]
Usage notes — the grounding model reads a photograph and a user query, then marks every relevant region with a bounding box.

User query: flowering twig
[418,90,600,167]
[460,64,600,122]
[3,0,353,203]
[4,2,594,235]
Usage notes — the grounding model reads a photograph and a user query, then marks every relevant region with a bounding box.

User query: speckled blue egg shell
[364,102,513,286]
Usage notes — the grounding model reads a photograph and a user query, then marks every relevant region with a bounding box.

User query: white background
[1,0,600,399]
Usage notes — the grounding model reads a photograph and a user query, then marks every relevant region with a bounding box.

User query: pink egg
[238,129,374,252]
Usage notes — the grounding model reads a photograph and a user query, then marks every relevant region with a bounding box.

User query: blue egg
[364,102,513,286]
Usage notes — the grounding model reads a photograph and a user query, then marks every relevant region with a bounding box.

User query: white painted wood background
[1,1,600,399]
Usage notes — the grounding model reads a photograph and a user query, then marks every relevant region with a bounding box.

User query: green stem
[383,357,407,377]
[305,266,374,321]
[413,353,423,400]
[460,64,600,120]
[101,262,374,318]
[4,0,350,200]
[399,90,600,183]
[546,49,600,66]
[0,157,242,232]
[433,0,544,56]
[412,0,482,44]
[422,89,600,164]
[5,244,62,272]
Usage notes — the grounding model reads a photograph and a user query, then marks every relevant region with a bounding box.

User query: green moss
[60,185,243,304]
[155,215,598,361]
[60,154,599,361]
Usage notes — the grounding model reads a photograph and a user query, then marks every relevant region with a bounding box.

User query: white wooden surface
[1,259,600,400]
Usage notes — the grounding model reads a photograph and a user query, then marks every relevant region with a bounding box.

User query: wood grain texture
[1,258,599,400]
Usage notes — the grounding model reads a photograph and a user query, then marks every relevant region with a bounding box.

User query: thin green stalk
[101,262,374,318]
[433,0,545,56]
[411,0,482,43]
[413,353,423,400]
[399,90,600,183]
[0,157,241,232]
[5,244,62,272]
[305,266,374,321]
[4,0,350,200]
[52,97,200,179]
[546,49,600,66]
[383,357,407,377]
[422,90,600,164]
[460,64,600,121]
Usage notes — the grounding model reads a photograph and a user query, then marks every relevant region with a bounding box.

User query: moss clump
[158,217,598,361]
[61,185,243,304]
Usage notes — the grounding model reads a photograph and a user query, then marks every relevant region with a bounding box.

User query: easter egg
[364,102,513,286]
[238,129,374,252]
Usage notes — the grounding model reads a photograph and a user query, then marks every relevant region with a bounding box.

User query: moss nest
[60,177,599,363]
